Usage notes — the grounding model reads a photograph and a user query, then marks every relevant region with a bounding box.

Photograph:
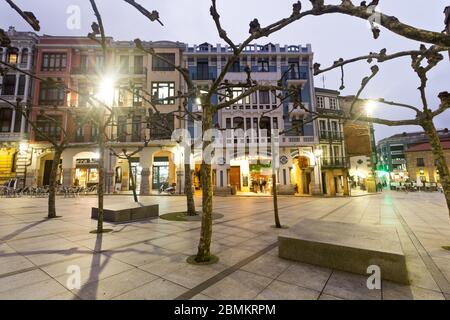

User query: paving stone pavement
[0,191,449,300]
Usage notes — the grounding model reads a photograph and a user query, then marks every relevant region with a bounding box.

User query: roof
[406,139,450,152]
[315,87,340,95]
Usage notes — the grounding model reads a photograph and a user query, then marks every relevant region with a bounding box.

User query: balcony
[321,157,348,168]
[280,135,317,146]
[319,130,344,141]
[191,73,215,81]
[0,132,25,142]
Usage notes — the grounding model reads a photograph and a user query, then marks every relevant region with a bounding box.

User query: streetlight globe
[97,76,116,105]
[365,100,376,116]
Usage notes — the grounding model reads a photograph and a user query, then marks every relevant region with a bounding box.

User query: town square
[0,0,450,311]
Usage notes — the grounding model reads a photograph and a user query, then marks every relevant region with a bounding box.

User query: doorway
[42,160,53,186]
[230,166,241,191]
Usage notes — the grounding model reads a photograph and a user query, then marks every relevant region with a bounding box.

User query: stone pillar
[105,171,114,194]
[327,171,336,196]
[140,168,150,195]
[62,168,73,187]
[310,165,322,196]
[343,171,350,196]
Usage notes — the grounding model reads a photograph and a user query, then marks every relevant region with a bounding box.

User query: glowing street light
[97,75,116,105]
[365,100,376,117]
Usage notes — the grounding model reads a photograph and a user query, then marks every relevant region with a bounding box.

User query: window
[152,53,175,71]
[330,121,338,132]
[150,114,174,139]
[230,60,241,72]
[134,56,144,74]
[0,108,13,132]
[287,62,300,79]
[39,80,65,106]
[196,61,210,80]
[292,118,304,136]
[95,56,104,71]
[226,118,232,129]
[259,90,270,104]
[1,75,16,95]
[118,86,126,106]
[21,49,29,65]
[257,59,269,72]
[120,55,129,74]
[35,115,62,140]
[316,96,325,109]
[417,158,425,167]
[131,115,142,141]
[75,127,84,142]
[272,117,278,130]
[133,85,143,107]
[17,75,26,96]
[41,53,67,71]
[80,55,88,73]
[151,82,175,105]
[319,120,327,131]
[7,48,19,64]
[117,116,127,142]
[329,98,338,110]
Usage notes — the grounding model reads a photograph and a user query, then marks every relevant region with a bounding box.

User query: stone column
[343,171,350,196]
[140,168,151,195]
[310,165,322,196]
[62,168,73,187]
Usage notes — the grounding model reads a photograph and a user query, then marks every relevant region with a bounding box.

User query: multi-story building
[0,26,38,186]
[27,35,186,195]
[185,43,321,195]
[315,88,349,196]
[339,96,376,190]
[377,129,450,182]
[405,138,450,184]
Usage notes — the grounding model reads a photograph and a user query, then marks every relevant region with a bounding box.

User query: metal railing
[321,157,348,168]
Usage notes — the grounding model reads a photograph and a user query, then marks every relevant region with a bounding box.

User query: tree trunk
[272,172,282,228]
[97,113,105,233]
[196,104,213,262]
[185,162,196,216]
[48,148,62,219]
[128,159,138,203]
[422,117,450,215]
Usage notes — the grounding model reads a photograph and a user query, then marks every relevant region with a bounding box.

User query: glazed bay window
[41,53,67,71]
[152,53,175,71]
[259,90,270,105]
[17,75,26,96]
[1,75,16,96]
[39,81,65,106]
[152,82,175,105]
[134,56,144,74]
[133,85,143,107]
[316,96,325,109]
[36,115,62,141]
[0,108,13,132]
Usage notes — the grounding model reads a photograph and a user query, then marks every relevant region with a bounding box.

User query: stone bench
[278,219,409,284]
[91,203,159,223]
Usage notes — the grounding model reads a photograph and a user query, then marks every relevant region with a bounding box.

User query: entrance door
[230,166,241,191]
[152,165,169,190]
[42,160,53,186]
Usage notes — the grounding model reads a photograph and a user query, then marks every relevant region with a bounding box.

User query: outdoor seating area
[389,181,440,192]
[0,179,98,198]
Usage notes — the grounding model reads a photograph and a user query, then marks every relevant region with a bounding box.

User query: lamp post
[94,75,116,233]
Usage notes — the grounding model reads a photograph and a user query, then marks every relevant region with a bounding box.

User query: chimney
[7,26,16,35]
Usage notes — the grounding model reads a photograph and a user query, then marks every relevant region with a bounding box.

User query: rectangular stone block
[91,204,159,223]
[278,219,409,284]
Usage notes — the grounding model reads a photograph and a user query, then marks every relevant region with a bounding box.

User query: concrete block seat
[91,202,159,223]
[278,219,409,284]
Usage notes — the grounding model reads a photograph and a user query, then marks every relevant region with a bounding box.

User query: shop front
[74,158,99,187]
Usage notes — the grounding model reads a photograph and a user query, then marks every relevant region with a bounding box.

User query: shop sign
[76,158,99,165]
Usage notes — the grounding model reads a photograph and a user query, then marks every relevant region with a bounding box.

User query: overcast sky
[1,0,449,141]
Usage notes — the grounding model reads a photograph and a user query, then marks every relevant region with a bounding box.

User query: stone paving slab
[279,219,409,284]
[0,192,449,300]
